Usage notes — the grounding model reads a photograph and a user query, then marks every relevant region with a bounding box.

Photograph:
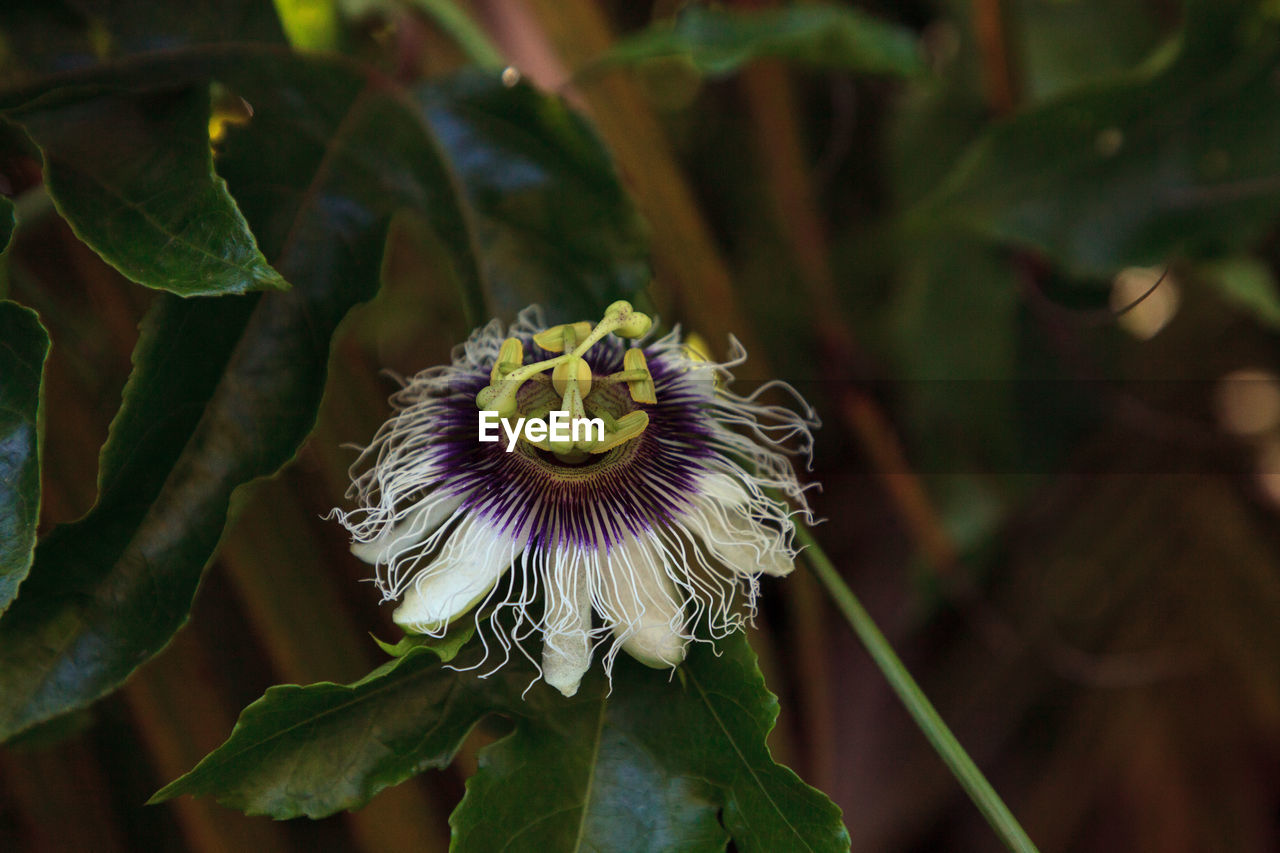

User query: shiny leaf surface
[6,84,289,297]
[0,301,49,614]
[156,632,848,852]
[0,47,484,741]
[151,644,495,818]
[451,660,729,853]
[0,195,13,249]
[419,68,650,321]
[923,0,1280,277]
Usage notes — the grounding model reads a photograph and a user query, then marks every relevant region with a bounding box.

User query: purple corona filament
[330,306,818,697]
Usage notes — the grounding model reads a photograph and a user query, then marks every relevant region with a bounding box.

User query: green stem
[407,0,505,70]
[796,523,1039,853]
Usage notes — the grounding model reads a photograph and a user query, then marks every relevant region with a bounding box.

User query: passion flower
[331,303,816,696]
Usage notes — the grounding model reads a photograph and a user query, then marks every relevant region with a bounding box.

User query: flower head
[332,304,817,696]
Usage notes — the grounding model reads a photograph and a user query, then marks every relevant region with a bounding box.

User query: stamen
[473,304,657,454]
[622,349,656,404]
[607,300,653,339]
[532,321,592,353]
[589,410,649,453]
[475,380,519,418]
[333,303,819,695]
[490,337,524,384]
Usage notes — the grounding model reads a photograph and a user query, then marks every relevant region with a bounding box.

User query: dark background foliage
[3,0,1280,850]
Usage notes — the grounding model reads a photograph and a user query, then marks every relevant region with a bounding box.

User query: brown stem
[972,0,1018,115]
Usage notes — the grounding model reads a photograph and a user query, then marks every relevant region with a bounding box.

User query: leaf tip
[146,780,183,806]
[256,267,292,293]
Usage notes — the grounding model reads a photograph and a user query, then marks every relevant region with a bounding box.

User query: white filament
[329,306,818,694]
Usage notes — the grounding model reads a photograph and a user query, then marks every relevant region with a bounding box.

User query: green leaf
[150,645,499,817]
[1196,256,1280,330]
[418,68,650,321]
[921,0,1280,277]
[0,47,484,742]
[0,0,285,75]
[372,620,475,661]
[0,301,49,614]
[451,663,729,853]
[272,0,342,51]
[0,194,14,252]
[620,632,849,853]
[455,632,847,853]
[1016,0,1163,102]
[5,84,288,297]
[80,0,287,50]
[158,631,847,853]
[587,4,924,78]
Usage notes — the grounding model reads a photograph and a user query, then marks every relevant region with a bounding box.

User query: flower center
[475,301,657,463]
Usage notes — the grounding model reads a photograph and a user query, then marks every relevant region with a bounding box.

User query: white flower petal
[350,492,462,565]
[605,534,688,669]
[697,470,752,508]
[393,517,519,633]
[691,505,794,577]
[334,306,820,693]
[541,546,593,697]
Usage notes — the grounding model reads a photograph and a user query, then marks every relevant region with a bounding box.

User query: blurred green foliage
[2,0,1280,850]
[588,3,926,77]
[0,301,46,613]
[156,632,848,853]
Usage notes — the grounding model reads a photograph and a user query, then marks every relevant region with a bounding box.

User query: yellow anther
[682,333,712,363]
[623,349,656,404]
[490,337,524,384]
[679,332,724,387]
[552,358,593,397]
[534,322,593,353]
[589,410,650,453]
